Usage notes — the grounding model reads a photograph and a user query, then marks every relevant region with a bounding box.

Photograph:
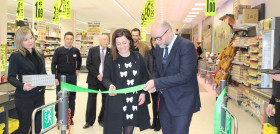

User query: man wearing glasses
[144,21,201,134]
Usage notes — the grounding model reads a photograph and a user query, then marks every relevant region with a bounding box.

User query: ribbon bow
[126,97,133,103]
[126,114,133,120]
[120,71,127,77]
[133,70,138,76]
[125,62,132,68]
[127,79,134,86]
[132,105,137,111]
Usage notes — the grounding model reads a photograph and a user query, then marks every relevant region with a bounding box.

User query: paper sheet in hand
[22,74,55,86]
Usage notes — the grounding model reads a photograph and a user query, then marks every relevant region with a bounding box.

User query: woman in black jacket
[144,38,161,131]
[102,28,150,134]
[8,26,46,134]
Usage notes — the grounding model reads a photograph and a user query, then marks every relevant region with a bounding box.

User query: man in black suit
[83,34,111,129]
[144,21,201,134]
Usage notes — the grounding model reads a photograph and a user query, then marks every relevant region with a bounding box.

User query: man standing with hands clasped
[83,34,111,129]
[144,21,201,134]
[51,32,82,125]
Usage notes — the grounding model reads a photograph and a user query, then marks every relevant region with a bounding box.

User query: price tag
[35,0,44,21]
[205,0,216,16]
[63,0,71,19]
[16,0,24,20]
[53,0,60,24]
[82,30,85,35]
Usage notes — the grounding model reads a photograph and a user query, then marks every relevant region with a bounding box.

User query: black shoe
[150,118,156,129]
[154,119,161,131]
[99,122,104,127]
[83,123,92,129]
[71,119,74,125]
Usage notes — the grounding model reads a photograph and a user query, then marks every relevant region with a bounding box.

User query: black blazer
[144,48,155,79]
[8,51,46,97]
[86,46,111,86]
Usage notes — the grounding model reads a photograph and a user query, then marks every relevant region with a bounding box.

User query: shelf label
[16,0,24,20]
[35,0,44,21]
[42,105,55,131]
[1,43,6,72]
[205,0,216,16]
[53,0,60,24]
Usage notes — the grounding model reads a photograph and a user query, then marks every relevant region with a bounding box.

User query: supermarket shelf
[243,93,261,105]
[240,103,261,122]
[232,61,249,66]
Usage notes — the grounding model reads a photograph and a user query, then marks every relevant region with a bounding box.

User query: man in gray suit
[83,34,111,129]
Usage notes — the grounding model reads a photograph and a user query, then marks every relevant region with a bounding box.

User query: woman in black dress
[102,28,150,134]
[8,26,46,134]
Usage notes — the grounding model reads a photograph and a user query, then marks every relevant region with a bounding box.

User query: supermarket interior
[1,0,280,134]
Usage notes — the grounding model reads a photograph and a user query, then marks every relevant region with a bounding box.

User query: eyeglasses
[152,29,169,41]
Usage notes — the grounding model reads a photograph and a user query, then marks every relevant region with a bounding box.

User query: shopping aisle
[45,73,261,134]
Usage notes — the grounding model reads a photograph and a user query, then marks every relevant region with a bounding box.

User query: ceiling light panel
[195,3,205,6]
[191,8,203,11]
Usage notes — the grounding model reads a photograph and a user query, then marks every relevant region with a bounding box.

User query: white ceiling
[7,0,228,33]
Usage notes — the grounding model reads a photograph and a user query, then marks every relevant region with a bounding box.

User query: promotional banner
[16,0,24,20]
[60,0,71,19]
[35,0,44,21]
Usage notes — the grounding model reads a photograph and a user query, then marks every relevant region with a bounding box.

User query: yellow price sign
[53,0,60,24]
[141,9,147,28]
[63,0,71,19]
[205,0,216,16]
[16,0,24,20]
[146,0,155,23]
[82,30,86,35]
[35,0,44,21]
[1,43,6,72]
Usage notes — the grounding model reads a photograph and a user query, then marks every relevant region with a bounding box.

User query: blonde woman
[8,26,46,134]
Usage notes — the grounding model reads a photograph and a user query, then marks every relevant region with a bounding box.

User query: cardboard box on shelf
[242,9,259,23]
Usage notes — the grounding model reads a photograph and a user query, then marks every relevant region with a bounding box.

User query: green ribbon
[214,87,226,134]
[61,82,145,94]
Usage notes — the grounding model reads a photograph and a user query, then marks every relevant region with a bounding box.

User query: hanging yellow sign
[1,43,6,71]
[16,0,24,20]
[35,0,44,21]
[205,0,216,16]
[141,9,147,29]
[146,0,155,23]
[62,0,71,19]
[53,0,60,24]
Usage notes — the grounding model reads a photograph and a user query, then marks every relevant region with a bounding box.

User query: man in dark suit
[83,34,111,129]
[144,21,201,134]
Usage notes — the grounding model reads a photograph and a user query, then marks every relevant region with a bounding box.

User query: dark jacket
[86,46,111,86]
[102,51,150,134]
[51,46,82,78]
[153,36,201,116]
[8,51,46,97]
[144,48,155,79]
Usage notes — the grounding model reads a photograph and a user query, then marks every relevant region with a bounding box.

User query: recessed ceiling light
[189,12,200,14]
[185,18,194,20]
[195,3,205,6]
[191,8,203,11]
[187,15,196,17]
[184,20,192,23]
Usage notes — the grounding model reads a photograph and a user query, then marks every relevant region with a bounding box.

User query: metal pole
[58,75,68,134]
[220,80,226,132]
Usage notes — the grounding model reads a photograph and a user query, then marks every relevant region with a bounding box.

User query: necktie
[101,48,105,73]
[162,47,168,65]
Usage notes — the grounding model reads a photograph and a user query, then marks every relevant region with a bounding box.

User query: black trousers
[275,102,280,134]
[151,92,159,119]
[15,94,45,134]
[85,84,107,125]
[55,74,77,119]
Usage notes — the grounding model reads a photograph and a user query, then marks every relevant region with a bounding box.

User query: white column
[60,10,76,46]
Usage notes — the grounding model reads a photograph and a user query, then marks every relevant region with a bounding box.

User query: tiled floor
[45,73,261,134]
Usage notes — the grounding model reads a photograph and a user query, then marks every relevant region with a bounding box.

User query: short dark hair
[112,28,134,60]
[64,32,74,39]
[131,28,141,35]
